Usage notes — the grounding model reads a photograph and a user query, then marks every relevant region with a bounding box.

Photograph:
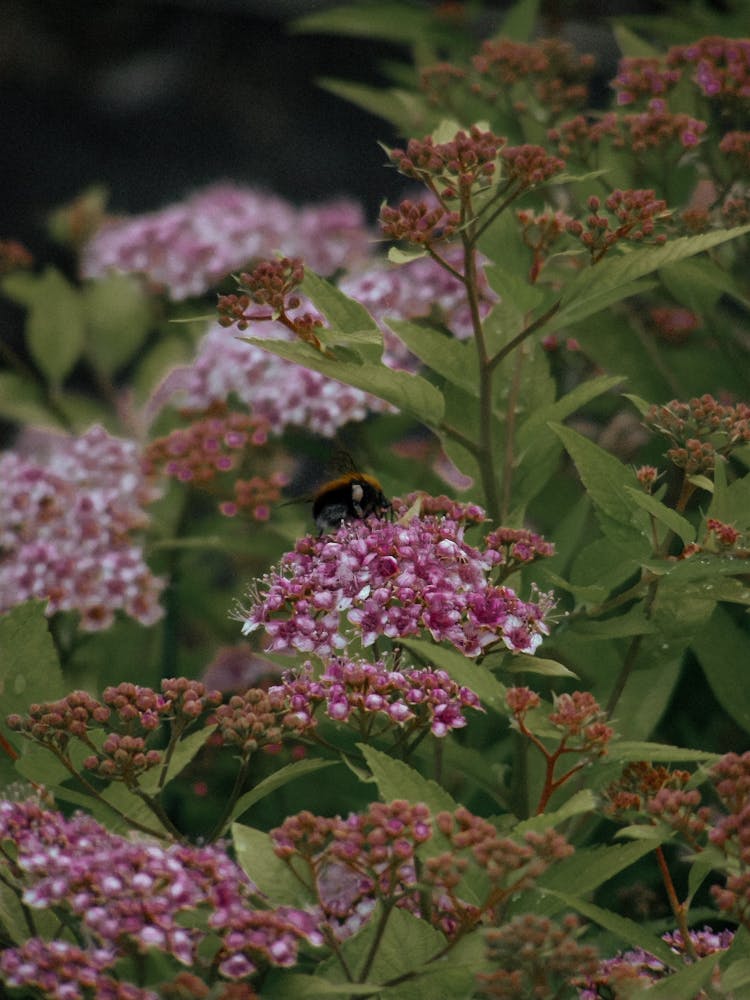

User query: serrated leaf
[516,789,597,836]
[139,725,217,795]
[550,423,651,553]
[624,487,696,545]
[535,840,658,903]
[0,602,63,730]
[608,741,719,764]
[26,266,86,385]
[555,225,750,328]
[225,759,338,829]
[545,890,678,968]
[232,823,314,907]
[387,318,479,395]
[301,269,382,344]
[241,335,445,426]
[359,744,458,813]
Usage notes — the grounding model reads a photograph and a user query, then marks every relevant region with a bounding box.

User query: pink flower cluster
[0,425,164,630]
[81,183,370,300]
[0,798,323,989]
[239,507,554,658]
[270,656,483,737]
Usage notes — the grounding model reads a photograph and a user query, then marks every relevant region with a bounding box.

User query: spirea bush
[1,1,750,997]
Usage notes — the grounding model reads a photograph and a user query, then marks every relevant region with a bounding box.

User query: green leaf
[25,266,86,385]
[301,269,382,347]
[555,225,750,328]
[645,953,725,996]
[550,423,651,554]
[608,741,719,764]
[82,274,152,376]
[0,601,63,730]
[261,974,382,998]
[570,605,657,640]
[534,841,658,905]
[623,487,696,545]
[545,890,678,968]
[241,335,445,427]
[387,319,479,396]
[293,4,431,43]
[515,789,597,835]
[232,823,314,907]
[499,653,578,677]
[502,0,542,41]
[612,23,661,58]
[358,744,458,813]
[138,725,217,795]
[225,759,338,828]
[0,372,60,427]
[693,604,750,735]
[317,78,422,134]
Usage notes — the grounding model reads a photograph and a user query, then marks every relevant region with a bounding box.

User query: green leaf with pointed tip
[317,78,424,134]
[608,741,719,764]
[359,744,458,812]
[301,269,382,344]
[387,319,479,396]
[550,423,652,554]
[545,891,678,967]
[232,823,314,907]
[623,487,696,545]
[532,841,658,913]
[612,23,661,57]
[500,653,578,677]
[26,267,86,386]
[241,335,445,426]
[0,601,63,727]
[224,759,338,830]
[555,225,750,328]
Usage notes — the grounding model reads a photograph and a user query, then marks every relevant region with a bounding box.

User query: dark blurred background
[0,0,735,254]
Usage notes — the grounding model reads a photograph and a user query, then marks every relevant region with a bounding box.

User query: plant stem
[605,576,659,719]
[655,844,698,962]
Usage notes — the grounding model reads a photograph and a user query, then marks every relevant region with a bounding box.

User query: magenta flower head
[237,499,554,659]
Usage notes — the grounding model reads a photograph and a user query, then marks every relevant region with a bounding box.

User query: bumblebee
[312,471,391,533]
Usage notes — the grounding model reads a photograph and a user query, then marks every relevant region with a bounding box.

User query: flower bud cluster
[709,751,750,926]
[142,409,287,520]
[500,144,566,189]
[644,394,750,473]
[517,207,575,282]
[81,183,370,300]
[0,799,322,989]
[379,199,460,245]
[705,517,741,548]
[271,801,570,940]
[567,190,668,262]
[476,914,599,999]
[239,507,555,659]
[719,130,750,173]
[7,680,222,783]
[212,686,312,756]
[612,57,682,105]
[624,99,706,152]
[269,656,483,738]
[547,691,614,755]
[469,38,595,116]
[668,36,750,106]
[483,526,556,574]
[547,113,622,160]
[0,426,164,630]
[143,411,271,483]
[388,127,504,200]
[649,306,700,344]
